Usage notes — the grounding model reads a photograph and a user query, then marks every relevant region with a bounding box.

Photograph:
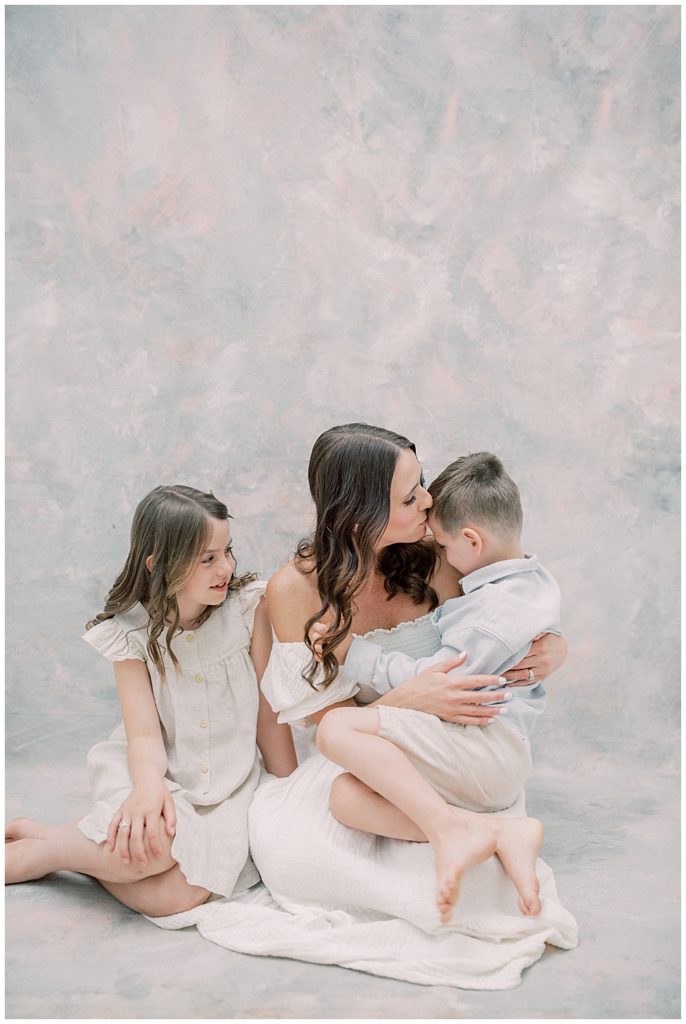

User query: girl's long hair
[86,485,257,680]
[296,424,438,688]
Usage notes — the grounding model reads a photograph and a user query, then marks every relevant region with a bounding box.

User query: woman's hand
[502,632,568,686]
[378,653,510,727]
[106,780,176,867]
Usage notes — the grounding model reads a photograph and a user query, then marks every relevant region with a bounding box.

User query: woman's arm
[268,564,508,728]
[308,656,507,727]
[106,660,177,866]
[266,566,357,726]
[502,632,568,685]
[370,654,509,726]
[250,595,297,777]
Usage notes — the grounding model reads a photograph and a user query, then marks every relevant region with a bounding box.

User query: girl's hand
[106,781,176,867]
[387,653,510,727]
[502,632,568,686]
[309,621,353,664]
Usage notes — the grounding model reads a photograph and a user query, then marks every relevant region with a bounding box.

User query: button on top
[199,720,208,729]
[186,634,195,643]
[200,765,208,774]
[195,674,203,683]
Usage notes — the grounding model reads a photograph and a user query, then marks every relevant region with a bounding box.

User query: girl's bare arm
[107,660,177,866]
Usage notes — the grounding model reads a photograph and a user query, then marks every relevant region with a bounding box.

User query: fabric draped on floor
[152,615,577,988]
[152,751,577,989]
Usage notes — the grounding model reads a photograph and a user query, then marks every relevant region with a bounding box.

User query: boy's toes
[437,883,458,925]
[438,901,453,925]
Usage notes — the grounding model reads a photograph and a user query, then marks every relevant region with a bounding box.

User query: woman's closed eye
[403,495,417,507]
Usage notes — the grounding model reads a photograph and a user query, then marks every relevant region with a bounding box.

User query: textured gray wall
[7,5,680,782]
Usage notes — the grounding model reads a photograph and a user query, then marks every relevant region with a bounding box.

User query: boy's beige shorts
[376,706,533,813]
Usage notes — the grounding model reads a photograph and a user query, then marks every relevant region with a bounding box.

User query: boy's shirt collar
[460,554,540,595]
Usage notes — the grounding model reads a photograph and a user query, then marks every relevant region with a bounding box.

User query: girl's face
[176,517,235,622]
[376,447,433,551]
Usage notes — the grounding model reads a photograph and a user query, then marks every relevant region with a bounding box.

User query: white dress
[78,581,266,900]
[151,615,578,989]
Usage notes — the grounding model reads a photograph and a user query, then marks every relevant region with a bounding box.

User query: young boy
[314,452,561,925]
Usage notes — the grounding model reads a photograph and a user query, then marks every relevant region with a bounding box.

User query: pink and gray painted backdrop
[7,7,679,774]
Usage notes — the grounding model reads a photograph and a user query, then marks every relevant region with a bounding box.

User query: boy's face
[428,513,478,575]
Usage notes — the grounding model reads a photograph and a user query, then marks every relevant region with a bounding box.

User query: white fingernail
[505,692,513,700]
[499,677,507,684]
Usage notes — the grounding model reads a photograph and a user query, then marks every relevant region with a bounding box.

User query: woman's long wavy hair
[86,485,257,681]
[296,424,438,688]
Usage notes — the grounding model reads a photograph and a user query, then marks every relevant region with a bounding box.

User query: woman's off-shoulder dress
[152,614,577,989]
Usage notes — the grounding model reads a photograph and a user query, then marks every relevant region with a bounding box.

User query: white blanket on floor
[152,753,578,990]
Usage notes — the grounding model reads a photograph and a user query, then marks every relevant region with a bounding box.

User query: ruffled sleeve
[82,617,147,663]
[237,579,267,636]
[261,642,360,727]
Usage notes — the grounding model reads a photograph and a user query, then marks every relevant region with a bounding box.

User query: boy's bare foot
[495,817,544,916]
[433,811,498,925]
[6,817,50,843]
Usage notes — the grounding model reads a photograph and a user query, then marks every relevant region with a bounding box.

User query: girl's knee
[110,839,176,884]
[150,866,211,916]
[145,883,210,917]
[121,868,211,917]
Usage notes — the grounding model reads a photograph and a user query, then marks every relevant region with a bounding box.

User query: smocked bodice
[261,613,443,727]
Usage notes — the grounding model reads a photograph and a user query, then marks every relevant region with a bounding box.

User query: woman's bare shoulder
[266,559,316,599]
[266,560,321,641]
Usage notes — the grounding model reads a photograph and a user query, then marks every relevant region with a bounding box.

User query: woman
[157,423,581,983]
[158,424,577,988]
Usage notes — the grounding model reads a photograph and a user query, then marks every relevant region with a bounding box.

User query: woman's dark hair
[86,485,257,680]
[296,423,438,688]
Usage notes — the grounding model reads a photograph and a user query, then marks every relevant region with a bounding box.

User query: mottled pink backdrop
[6,6,680,1018]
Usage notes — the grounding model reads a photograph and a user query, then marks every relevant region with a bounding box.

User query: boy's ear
[462,527,483,553]
[145,554,154,572]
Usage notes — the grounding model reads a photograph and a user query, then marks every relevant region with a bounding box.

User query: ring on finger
[118,821,131,830]
[527,668,536,682]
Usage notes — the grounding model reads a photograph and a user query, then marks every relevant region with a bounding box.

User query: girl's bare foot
[5,817,50,843]
[433,811,498,925]
[495,817,544,915]
[5,837,54,884]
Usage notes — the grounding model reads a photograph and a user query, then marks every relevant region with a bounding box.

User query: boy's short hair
[429,452,523,538]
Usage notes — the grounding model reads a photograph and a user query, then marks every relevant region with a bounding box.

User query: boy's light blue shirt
[343,554,561,739]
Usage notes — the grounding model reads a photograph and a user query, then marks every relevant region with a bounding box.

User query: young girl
[5,485,297,918]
